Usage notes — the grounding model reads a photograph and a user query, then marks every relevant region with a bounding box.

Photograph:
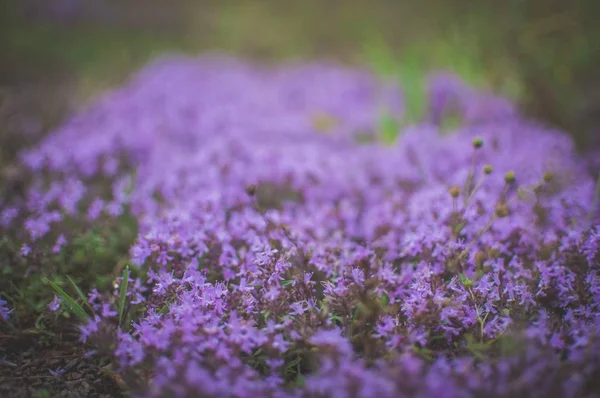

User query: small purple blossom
[1,207,18,228]
[309,328,353,357]
[101,304,118,318]
[49,367,65,379]
[20,243,31,257]
[0,298,12,320]
[52,234,67,254]
[48,295,61,312]
[79,315,102,343]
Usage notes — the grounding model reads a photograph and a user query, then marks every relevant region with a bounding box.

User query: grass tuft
[118,265,129,329]
[44,278,90,322]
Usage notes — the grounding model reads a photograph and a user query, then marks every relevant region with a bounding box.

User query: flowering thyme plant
[2,56,599,397]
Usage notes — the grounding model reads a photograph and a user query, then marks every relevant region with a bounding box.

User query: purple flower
[48,295,61,312]
[101,304,117,318]
[87,288,102,306]
[87,198,105,220]
[115,331,145,367]
[52,234,67,254]
[309,328,352,357]
[0,207,18,228]
[49,367,65,379]
[0,298,12,320]
[20,243,31,257]
[79,315,101,343]
[6,56,600,397]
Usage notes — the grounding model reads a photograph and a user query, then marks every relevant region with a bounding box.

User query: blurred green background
[1,0,599,162]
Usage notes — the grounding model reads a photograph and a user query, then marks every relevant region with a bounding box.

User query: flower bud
[245,184,257,197]
[495,203,510,218]
[472,137,484,149]
[543,171,554,183]
[489,248,500,258]
[483,164,493,175]
[449,186,461,198]
[504,171,516,184]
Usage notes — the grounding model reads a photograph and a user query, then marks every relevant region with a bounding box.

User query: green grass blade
[379,111,401,145]
[158,296,175,315]
[118,266,130,328]
[397,50,427,125]
[362,37,400,78]
[66,275,94,313]
[44,278,90,321]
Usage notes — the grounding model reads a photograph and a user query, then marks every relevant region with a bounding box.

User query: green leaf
[439,111,463,133]
[286,356,302,372]
[379,293,389,307]
[158,296,175,315]
[118,266,130,328]
[464,333,491,360]
[413,345,433,361]
[454,222,466,235]
[34,313,46,330]
[459,273,474,288]
[45,278,90,321]
[260,310,270,320]
[330,313,343,325]
[379,112,401,144]
[252,348,263,357]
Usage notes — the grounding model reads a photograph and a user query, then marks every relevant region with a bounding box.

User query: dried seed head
[495,203,510,218]
[449,186,461,198]
[245,184,257,197]
[504,171,516,184]
[472,137,484,149]
[483,164,494,175]
[489,248,500,259]
[312,112,339,133]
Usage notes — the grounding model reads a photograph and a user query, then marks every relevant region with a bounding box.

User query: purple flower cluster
[3,56,600,397]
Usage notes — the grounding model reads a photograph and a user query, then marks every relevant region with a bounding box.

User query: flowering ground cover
[1,56,600,397]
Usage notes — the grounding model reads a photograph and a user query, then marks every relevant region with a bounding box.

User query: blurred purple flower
[48,295,61,312]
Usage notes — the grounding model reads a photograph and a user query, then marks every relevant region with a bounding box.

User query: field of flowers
[1,55,600,397]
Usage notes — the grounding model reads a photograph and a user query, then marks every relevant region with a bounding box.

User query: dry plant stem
[463,150,478,208]
[457,214,498,262]
[468,287,489,343]
[462,175,487,216]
